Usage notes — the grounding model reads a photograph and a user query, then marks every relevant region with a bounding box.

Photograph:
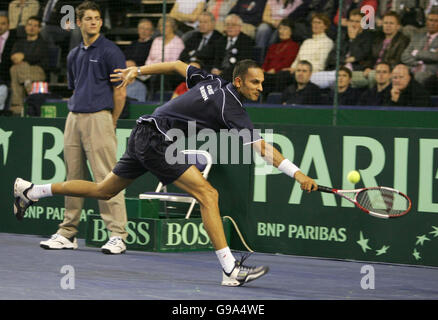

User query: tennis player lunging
[14,59,318,286]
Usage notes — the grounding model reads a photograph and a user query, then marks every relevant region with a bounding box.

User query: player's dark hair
[76,1,102,22]
[232,59,261,81]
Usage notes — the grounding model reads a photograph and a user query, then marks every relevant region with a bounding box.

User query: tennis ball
[347,170,361,184]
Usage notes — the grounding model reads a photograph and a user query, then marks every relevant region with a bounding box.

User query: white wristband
[278,159,300,178]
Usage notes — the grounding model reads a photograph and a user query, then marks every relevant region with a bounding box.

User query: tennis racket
[317,185,412,219]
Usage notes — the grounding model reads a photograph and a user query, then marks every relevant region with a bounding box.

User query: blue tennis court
[1,232,438,300]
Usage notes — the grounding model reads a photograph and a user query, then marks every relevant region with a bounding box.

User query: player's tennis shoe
[101,236,126,254]
[13,178,38,220]
[40,234,78,250]
[221,254,269,287]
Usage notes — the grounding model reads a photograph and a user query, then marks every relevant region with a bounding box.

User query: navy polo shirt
[67,35,126,113]
[137,65,262,145]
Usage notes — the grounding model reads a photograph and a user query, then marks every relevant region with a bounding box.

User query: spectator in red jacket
[262,18,299,74]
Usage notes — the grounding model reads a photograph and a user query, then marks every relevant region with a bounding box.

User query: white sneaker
[13,178,38,220]
[40,234,78,250]
[101,236,126,254]
[221,254,269,287]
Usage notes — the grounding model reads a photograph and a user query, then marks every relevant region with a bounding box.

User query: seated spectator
[311,9,373,89]
[171,60,203,99]
[145,17,185,98]
[8,0,39,38]
[377,0,437,36]
[281,60,324,105]
[262,12,333,96]
[255,0,304,62]
[358,62,392,106]
[352,11,410,88]
[289,13,334,74]
[179,11,224,72]
[262,19,299,74]
[9,16,48,115]
[206,0,238,34]
[211,14,255,82]
[401,8,438,85]
[384,64,431,106]
[328,66,362,105]
[124,19,155,103]
[146,17,184,66]
[0,14,16,110]
[229,0,268,38]
[124,19,155,67]
[39,0,83,58]
[169,0,206,34]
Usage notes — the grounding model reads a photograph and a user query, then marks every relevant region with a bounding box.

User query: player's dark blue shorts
[112,120,191,185]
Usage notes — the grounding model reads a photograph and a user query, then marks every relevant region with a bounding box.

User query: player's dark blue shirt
[137,65,262,145]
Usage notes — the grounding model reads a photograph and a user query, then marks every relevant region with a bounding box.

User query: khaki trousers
[58,110,127,240]
[10,62,46,107]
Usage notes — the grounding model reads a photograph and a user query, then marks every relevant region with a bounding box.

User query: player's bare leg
[173,165,269,286]
[13,172,133,219]
[173,166,227,250]
[51,172,133,200]
[14,173,134,251]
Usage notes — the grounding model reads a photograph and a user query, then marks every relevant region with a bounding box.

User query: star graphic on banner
[412,248,421,260]
[416,234,430,246]
[429,226,438,238]
[357,231,371,253]
[376,245,390,256]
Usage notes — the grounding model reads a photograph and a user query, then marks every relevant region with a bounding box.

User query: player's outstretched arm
[110,60,189,88]
[252,139,317,192]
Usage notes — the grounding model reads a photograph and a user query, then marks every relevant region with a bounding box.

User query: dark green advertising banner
[239,124,438,267]
[1,117,437,267]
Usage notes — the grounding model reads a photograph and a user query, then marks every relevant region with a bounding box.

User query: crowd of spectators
[1,0,438,115]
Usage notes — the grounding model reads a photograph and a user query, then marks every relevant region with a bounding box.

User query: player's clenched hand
[294,171,318,193]
[110,67,137,88]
